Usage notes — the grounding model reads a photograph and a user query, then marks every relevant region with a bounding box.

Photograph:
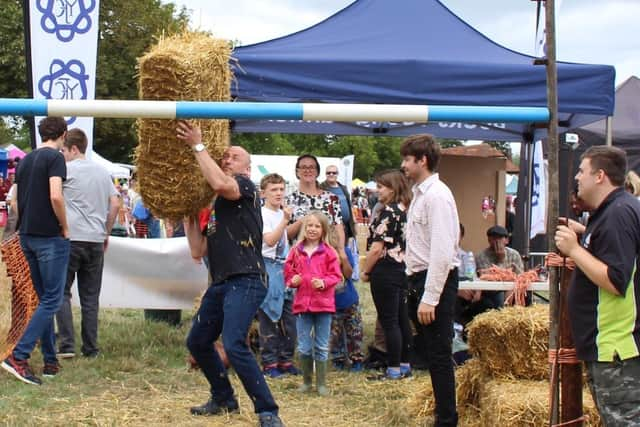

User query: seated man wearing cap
[457,225,525,326]
[474,225,524,308]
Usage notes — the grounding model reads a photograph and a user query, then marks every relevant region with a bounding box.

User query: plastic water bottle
[464,251,476,280]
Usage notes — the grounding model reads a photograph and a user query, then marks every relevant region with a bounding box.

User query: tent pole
[606,116,613,146]
[543,0,561,425]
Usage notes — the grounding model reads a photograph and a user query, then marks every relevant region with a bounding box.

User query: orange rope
[548,348,580,365]
[504,269,539,306]
[545,253,575,270]
[479,266,539,306]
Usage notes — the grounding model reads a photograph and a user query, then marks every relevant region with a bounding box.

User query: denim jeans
[258,298,296,367]
[56,241,105,356]
[186,274,278,415]
[14,235,70,363]
[297,313,333,361]
[408,269,458,427]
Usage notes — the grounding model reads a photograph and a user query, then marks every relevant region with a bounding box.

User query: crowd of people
[2,116,639,427]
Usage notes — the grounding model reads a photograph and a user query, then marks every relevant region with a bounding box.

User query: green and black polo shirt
[568,187,640,362]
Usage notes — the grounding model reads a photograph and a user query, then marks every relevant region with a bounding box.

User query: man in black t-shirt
[556,146,640,425]
[1,117,70,386]
[177,121,282,427]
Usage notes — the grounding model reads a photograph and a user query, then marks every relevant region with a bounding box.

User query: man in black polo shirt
[177,121,283,427]
[556,146,640,425]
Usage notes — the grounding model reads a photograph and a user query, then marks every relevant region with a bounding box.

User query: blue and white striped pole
[0,98,549,123]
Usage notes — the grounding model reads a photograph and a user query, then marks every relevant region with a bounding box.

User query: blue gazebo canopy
[232,0,615,142]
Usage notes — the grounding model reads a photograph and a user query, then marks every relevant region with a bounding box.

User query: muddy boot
[298,355,313,393]
[315,360,329,396]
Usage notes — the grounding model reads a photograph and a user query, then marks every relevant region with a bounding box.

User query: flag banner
[340,155,355,193]
[534,0,563,58]
[29,0,100,153]
[530,140,547,238]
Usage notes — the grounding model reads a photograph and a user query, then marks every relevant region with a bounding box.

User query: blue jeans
[14,235,70,363]
[186,274,278,415]
[297,313,332,361]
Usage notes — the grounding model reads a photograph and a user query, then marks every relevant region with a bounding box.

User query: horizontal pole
[0,98,550,123]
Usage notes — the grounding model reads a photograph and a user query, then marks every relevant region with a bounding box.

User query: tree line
[0,1,511,179]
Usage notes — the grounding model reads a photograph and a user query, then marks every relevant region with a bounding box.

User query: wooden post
[559,266,583,424]
[543,0,561,424]
[544,1,584,425]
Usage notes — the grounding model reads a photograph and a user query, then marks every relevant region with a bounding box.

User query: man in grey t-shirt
[56,129,120,358]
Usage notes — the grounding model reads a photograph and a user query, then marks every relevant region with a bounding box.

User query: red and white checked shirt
[405,173,460,306]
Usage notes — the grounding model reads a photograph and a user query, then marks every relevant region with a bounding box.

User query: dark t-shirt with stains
[205,175,265,285]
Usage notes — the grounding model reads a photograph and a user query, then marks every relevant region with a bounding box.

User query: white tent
[91,151,131,179]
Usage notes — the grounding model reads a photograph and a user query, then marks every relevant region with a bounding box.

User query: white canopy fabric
[91,151,131,179]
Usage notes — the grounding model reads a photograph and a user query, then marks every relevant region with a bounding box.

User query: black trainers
[43,362,60,377]
[1,356,42,385]
[190,398,239,416]
[258,412,285,427]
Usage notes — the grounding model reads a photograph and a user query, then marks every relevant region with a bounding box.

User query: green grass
[0,282,433,427]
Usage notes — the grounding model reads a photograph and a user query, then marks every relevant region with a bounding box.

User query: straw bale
[479,379,602,426]
[467,304,549,380]
[406,359,484,423]
[457,358,484,408]
[136,31,232,220]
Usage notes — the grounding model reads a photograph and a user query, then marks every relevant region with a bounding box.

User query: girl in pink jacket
[284,211,342,396]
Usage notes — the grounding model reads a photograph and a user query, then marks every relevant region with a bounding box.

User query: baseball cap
[487,225,509,237]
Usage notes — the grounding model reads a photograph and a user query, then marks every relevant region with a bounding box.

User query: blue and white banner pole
[0,99,550,123]
[28,0,100,152]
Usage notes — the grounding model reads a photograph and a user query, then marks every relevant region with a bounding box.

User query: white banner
[535,0,563,58]
[71,236,209,310]
[339,155,355,193]
[530,140,547,239]
[29,0,100,153]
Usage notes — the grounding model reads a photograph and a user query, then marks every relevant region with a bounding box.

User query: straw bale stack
[479,379,602,426]
[136,31,232,220]
[406,358,484,422]
[467,304,549,380]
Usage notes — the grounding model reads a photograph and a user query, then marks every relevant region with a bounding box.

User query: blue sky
[170,0,638,85]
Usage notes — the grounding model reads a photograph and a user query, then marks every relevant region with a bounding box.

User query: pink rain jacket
[284,241,343,314]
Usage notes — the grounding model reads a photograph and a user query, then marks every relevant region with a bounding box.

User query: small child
[328,231,365,372]
[284,211,343,396]
[257,174,298,378]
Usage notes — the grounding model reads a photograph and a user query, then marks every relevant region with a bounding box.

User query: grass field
[0,262,436,427]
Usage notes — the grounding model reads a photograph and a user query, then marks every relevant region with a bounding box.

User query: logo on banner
[37,0,97,42]
[38,59,89,125]
[531,159,541,207]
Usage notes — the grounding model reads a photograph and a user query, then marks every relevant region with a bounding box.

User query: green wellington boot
[298,355,313,393]
[315,360,330,396]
